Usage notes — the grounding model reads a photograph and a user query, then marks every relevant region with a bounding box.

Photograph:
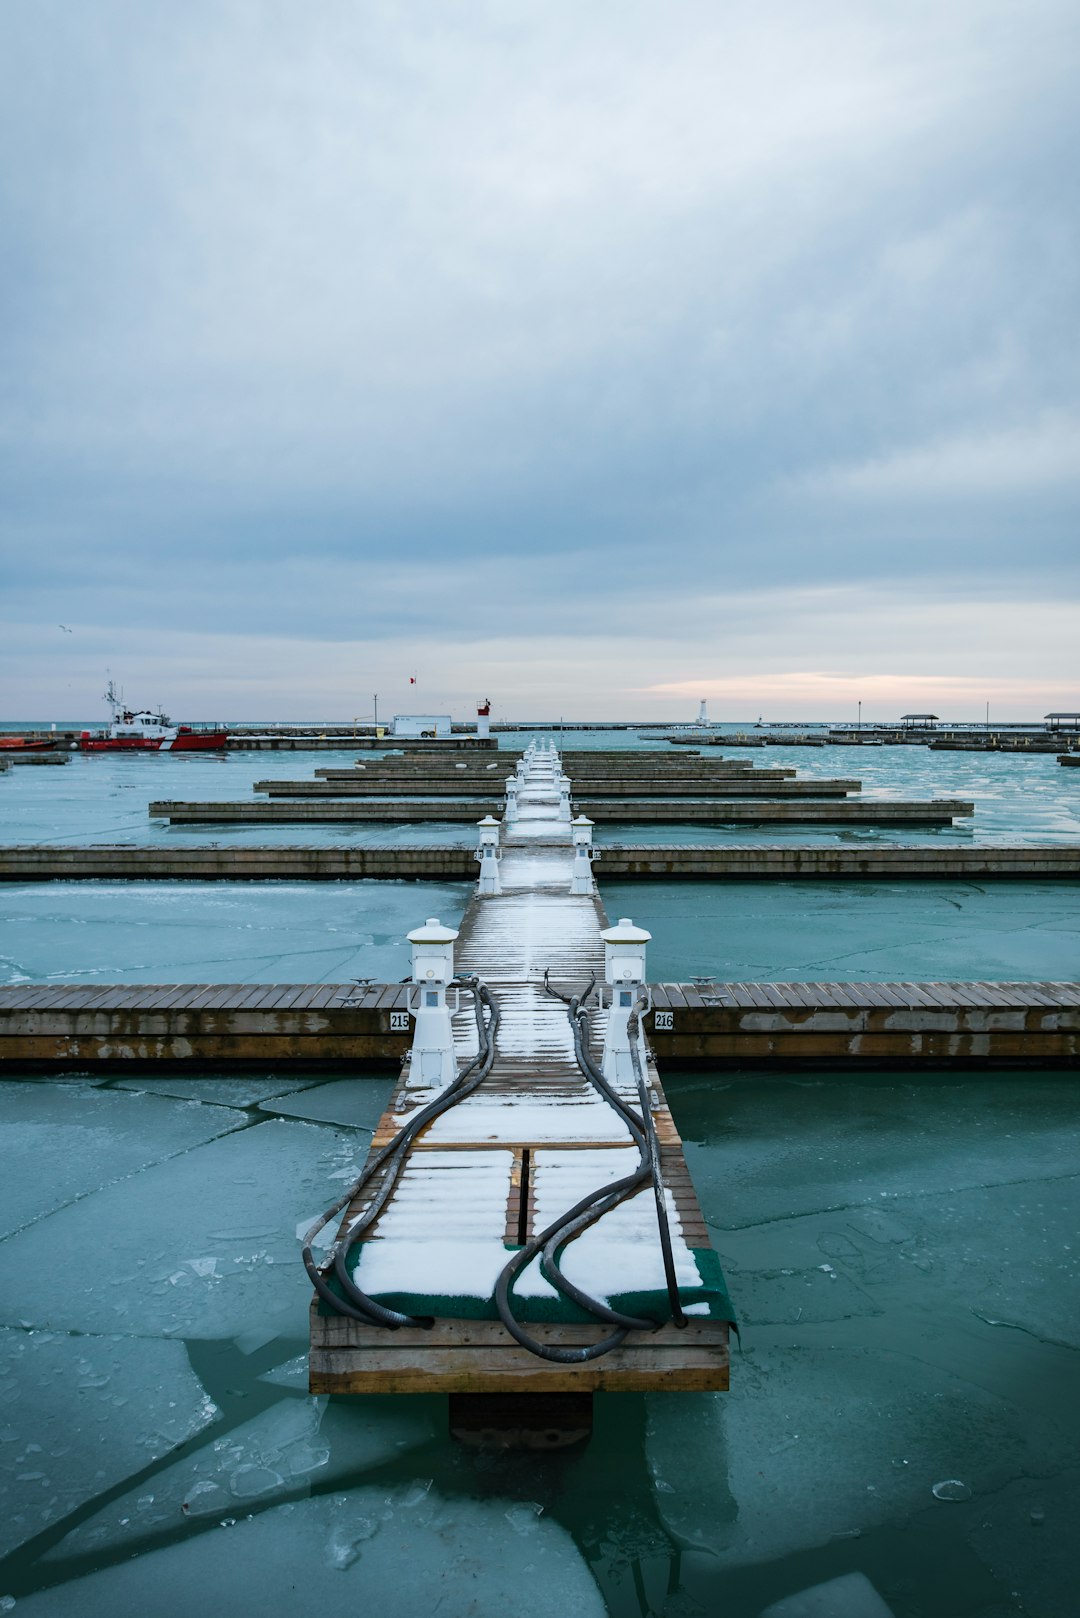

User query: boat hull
[78,730,228,753]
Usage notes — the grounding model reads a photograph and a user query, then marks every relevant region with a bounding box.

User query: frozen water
[49,1393,437,1560]
[112,1076,321,1107]
[3,735,1080,849]
[15,1489,606,1618]
[0,881,467,986]
[966,1467,1080,1618]
[256,1352,308,1388]
[0,746,479,848]
[3,732,1080,1614]
[675,1071,1080,1230]
[0,1118,369,1339]
[602,878,1080,982]
[0,1328,217,1560]
[257,1078,395,1130]
[0,1081,246,1239]
[758,1572,895,1617]
[646,1339,1076,1567]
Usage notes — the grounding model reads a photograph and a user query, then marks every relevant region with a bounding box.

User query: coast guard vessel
[78,681,227,752]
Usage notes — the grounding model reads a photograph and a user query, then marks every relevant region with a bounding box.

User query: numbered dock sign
[389,1011,410,1032]
[654,1010,674,1031]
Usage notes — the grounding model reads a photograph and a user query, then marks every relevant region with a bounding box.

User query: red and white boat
[78,682,228,753]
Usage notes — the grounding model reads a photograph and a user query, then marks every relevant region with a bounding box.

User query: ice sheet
[49,1393,437,1560]
[0,1328,218,1561]
[112,1076,321,1106]
[601,878,1080,982]
[0,1081,246,1239]
[259,1077,395,1130]
[0,880,468,986]
[15,1487,606,1617]
[675,1071,1080,1230]
[0,1118,369,1339]
[645,1338,1079,1566]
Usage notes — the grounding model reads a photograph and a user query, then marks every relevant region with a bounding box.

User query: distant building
[900,713,940,729]
[392,714,453,738]
[1045,712,1080,732]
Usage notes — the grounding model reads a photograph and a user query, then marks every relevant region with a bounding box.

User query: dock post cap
[477,814,501,828]
[407,917,460,945]
[601,918,653,945]
[572,815,594,844]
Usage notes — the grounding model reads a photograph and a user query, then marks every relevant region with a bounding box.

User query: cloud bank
[2,0,1077,719]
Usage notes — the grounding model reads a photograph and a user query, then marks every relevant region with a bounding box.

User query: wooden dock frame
[307,754,731,1436]
[307,1055,730,1404]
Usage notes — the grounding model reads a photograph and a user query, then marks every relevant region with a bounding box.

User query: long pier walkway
[309,743,732,1401]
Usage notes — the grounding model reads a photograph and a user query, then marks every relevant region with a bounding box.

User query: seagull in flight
[58,624,72,633]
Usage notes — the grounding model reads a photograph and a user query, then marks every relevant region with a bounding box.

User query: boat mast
[103,675,123,718]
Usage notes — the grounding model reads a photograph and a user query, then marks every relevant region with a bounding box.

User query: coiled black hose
[493,976,685,1362]
[302,974,500,1329]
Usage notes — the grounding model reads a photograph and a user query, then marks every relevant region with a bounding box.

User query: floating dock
[4,977,1078,1069]
[254,776,861,799]
[307,744,731,1400]
[148,797,974,825]
[1,843,1077,883]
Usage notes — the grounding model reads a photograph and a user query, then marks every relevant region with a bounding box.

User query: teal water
[0,1068,1077,1616]
[1,738,1079,846]
[1,744,1079,1615]
[3,879,1079,988]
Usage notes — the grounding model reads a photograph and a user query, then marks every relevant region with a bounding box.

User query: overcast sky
[2,1,1077,720]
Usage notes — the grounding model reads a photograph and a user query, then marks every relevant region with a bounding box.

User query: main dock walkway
[308,743,731,1399]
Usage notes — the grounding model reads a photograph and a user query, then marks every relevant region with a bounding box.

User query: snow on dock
[309,744,731,1396]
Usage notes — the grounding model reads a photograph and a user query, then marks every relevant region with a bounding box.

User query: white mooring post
[600,917,652,1083]
[570,815,597,894]
[475,815,502,895]
[504,775,519,823]
[558,773,572,819]
[406,917,460,1086]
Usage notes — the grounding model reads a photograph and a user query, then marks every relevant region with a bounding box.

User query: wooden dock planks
[3,979,1079,1068]
[3,842,1075,882]
[309,762,731,1396]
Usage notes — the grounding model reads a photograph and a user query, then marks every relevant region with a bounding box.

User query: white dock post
[570,815,597,894]
[504,775,520,823]
[600,917,652,1083]
[406,917,460,1086]
[558,772,572,820]
[475,815,502,895]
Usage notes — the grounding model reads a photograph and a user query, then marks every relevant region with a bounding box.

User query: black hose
[303,974,499,1329]
[493,987,676,1361]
